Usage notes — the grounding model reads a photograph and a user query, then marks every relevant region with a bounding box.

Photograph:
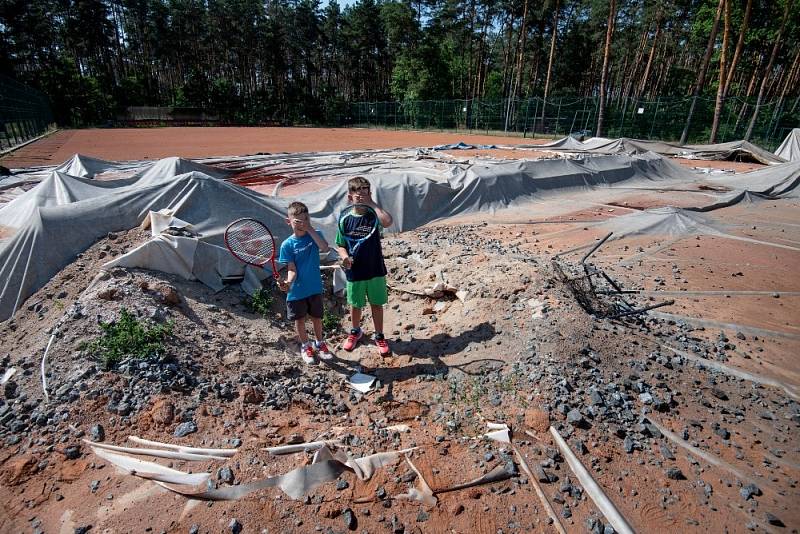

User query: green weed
[83,308,173,370]
[246,288,274,317]
[322,308,341,333]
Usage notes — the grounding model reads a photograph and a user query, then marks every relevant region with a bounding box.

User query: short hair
[287,201,308,218]
[347,176,371,192]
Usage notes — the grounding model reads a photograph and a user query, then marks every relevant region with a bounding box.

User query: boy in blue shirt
[277,202,332,365]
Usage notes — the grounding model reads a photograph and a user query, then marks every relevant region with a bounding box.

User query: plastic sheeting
[534,136,786,165]
[775,128,800,162]
[2,151,800,322]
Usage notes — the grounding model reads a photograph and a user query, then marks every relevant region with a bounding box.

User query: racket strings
[340,209,378,240]
[227,221,274,264]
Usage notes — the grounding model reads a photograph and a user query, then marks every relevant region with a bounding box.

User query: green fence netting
[0,75,55,152]
[344,95,798,150]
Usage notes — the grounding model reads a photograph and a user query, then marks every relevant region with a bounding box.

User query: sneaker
[343,328,363,351]
[316,340,333,360]
[300,343,316,365]
[375,333,391,356]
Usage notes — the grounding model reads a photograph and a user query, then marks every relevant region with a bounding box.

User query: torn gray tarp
[91,441,412,501]
[2,150,800,322]
[533,136,786,165]
[774,128,800,162]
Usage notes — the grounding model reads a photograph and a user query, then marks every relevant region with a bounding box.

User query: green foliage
[0,0,797,139]
[322,307,341,333]
[83,308,173,370]
[246,288,274,317]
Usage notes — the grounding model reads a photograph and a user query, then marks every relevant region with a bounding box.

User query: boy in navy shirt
[278,202,332,365]
[335,177,394,356]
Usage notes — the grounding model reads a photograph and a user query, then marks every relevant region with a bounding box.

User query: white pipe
[549,426,635,534]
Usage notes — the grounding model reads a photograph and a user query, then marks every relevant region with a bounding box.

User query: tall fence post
[649,96,661,139]
[555,98,562,137]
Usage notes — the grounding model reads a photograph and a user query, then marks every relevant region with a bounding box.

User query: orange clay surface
[0,127,549,168]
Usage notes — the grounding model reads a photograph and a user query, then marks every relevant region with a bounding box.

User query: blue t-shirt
[278,232,323,301]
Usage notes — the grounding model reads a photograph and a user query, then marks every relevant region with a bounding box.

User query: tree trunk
[541,0,559,133]
[709,0,730,142]
[722,0,752,99]
[680,0,724,144]
[745,1,790,140]
[595,0,616,138]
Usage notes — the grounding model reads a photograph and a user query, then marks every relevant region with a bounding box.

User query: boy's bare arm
[279,262,297,292]
[362,197,393,228]
[306,226,330,253]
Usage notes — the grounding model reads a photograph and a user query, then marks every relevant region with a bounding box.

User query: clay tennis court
[0,127,546,168]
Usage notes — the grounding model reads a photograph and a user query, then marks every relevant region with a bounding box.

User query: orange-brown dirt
[0,128,797,534]
[0,128,547,168]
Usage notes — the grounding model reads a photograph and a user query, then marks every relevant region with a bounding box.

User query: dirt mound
[0,220,797,533]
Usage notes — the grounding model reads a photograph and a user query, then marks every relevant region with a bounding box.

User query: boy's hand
[289,213,309,232]
[277,278,290,292]
[340,256,353,269]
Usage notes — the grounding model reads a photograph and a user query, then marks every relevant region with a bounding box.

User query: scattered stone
[665,468,685,480]
[342,508,356,530]
[229,518,242,534]
[765,513,784,527]
[189,525,199,534]
[416,510,429,522]
[217,467,234,484]
[63,445,81,460]
[659,444,675,460]
[714,427,730,440]
[566,409,584,427]
[174,421,197,438]
[336,480,349,490]
[74,526,92,534]
[391,514,404,533]
[89,424,105,442]
[710,388,728,401]
[740,483,762,500]
[623,436,636,454]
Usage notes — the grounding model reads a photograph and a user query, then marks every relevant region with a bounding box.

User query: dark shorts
[286,293,323,321]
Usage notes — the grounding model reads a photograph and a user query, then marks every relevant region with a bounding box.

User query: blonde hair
[347,176,370,191]
[287,201,308,218]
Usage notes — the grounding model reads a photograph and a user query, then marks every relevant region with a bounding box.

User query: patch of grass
[246,288,274,317]
[83,308,173,370]
[322,308,341,333]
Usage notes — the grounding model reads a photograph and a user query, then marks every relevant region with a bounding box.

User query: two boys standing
[277,177,393,365]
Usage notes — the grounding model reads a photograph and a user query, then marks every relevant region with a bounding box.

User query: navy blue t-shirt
[335,215,387,282]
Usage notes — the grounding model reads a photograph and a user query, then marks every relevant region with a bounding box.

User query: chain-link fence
[0,75,55,153]
[344,95,799,150]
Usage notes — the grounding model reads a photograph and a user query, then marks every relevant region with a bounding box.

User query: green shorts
[346,276,388,308]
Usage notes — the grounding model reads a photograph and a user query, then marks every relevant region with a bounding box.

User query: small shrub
[322,308,341,333]
[83,308,173,369]
[246,288,274,317]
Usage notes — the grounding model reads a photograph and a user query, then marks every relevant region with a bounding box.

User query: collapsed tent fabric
[775,128,800,162]
[2,150,800,322]
[533,137,786,165]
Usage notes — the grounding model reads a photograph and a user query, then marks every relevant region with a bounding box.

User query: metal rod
[581,232,613,264]
[600,271,623,292]
[607,299,675,319]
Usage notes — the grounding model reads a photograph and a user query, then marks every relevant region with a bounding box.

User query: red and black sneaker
[343,328,363,351]
[374,333,391,356]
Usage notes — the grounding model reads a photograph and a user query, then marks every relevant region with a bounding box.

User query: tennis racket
[224,218,280,280]
[338,204,379,265]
